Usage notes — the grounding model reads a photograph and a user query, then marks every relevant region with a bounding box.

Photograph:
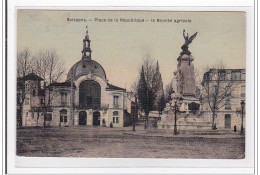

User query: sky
[17,10,246,90]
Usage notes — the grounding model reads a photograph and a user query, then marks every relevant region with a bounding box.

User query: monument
[158,30,211,130]
[171,29,200,112]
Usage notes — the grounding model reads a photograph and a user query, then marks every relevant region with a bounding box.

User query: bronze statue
[180,29,198,55]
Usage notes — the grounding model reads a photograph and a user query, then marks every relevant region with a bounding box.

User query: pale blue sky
[17,10,246,90]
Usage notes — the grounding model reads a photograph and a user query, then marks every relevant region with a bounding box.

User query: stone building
[200,69,246,130]
[17,27,135,128]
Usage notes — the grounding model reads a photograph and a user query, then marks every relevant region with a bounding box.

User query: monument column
[176,29,198,97]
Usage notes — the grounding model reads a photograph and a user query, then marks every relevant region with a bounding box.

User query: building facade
[200,69,246,130]
[17,27,135,128]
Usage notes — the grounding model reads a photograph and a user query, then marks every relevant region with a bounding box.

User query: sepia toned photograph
[16,10,246,159]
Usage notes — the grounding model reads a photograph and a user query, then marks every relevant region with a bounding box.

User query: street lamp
[240,100,245,135]
[174,100,178,135]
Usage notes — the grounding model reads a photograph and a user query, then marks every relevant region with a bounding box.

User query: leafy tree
[137,66,149,128]
[137,57,162,129]
[153,61,165,114]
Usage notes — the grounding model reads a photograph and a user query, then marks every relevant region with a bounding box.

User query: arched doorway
[79,80,101,109]
[93,112,100,126]
[79,111,87,125]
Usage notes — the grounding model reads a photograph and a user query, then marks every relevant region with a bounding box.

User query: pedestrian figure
[110,122,113,128]
[213,124,217,130]
[234,125,237,132]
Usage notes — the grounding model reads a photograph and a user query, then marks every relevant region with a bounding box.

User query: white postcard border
[6,0,255,174]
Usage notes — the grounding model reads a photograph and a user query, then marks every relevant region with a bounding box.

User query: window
[218,71,226,80]
[113,111,119,116]
[25,98,29,105]
[113,96,119,108]
[25,84,29,91]
[32,112,34,118]
[241,85,245,97]
[26,112,28,117]
[46,113,52,121]
[60,109,67,123]
[113,117,119,123]
[226,87,232,97]
[61,92,67,105]
[64,116,67,122]
[231,71,241,80]
[33,90,36,96]
[225,98,231,110]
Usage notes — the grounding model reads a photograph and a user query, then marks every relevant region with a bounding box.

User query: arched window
[79,80,101,109]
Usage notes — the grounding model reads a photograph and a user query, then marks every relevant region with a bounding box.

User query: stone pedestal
[177,54,196,96]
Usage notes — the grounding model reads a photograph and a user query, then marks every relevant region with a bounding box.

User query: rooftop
[20,73,44,81]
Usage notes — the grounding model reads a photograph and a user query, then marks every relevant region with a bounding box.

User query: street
[16,125,245,159]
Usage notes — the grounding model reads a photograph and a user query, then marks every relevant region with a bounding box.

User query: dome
[67,59,107,81]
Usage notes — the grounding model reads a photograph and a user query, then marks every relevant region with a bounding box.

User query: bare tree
[201,63,241,129]
[33,49,65,86]
[165,79,174,103]
[17,48,32,78]
[194,68,203,99]
[17,49,33,126]
[32,49,66,127]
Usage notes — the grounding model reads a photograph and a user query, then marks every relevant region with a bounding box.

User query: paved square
[16,126,245,159]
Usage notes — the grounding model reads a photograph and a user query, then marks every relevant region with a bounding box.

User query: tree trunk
[144,113,149,130]
[19,105,23,127]
[37,111,39,127]
[43,108,46,128]
[132,117,136,132]
[212,111,216,130]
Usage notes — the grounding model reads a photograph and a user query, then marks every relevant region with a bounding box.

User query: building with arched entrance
[19,27,136,128]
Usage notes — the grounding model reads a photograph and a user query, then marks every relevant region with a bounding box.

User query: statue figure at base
[180,29,198,56]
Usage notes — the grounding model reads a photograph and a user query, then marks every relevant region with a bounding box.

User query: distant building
[201,69,246,130]
[17,27,136,128]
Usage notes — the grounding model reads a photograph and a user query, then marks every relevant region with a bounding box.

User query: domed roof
[67,59,107,81]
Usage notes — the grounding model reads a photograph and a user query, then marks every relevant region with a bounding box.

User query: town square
[16,10,246,159]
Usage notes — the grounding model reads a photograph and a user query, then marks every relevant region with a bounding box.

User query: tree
[165,79,174,103]
[137,66,149,128]
[194,68,203,99]
[32,49,65,127]
[17,48,33,78]
[157,93,166,114]
[32,49,65,86]
[153,61,165,114]
[137,57,161,129]
[17,49,33,126]
[201,63,241,130]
